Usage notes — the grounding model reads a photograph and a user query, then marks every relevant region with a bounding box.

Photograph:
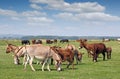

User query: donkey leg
[29,57,35,71]
[42,59,48,71]
[47,63,50,71]
[76,58,78,65]
[110,53,111,59]
[66,61,71,68]
[24,54,29,70]
[68,61,74,69]
[74,55,78,65]
[93,53,97,62]
[41,62,46,71]
[23,54,28,65]
[87,51,91,58]
[14,55,19,65]
[47,59,51,71]
[24,59,28,70]
[102,52,105,61]
[51,58,53,65]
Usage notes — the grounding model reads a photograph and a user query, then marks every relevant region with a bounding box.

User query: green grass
[0,40,120,79]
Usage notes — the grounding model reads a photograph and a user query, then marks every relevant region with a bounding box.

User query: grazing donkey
[6,44,24,64]
[6,44,62,71]
[65,44,84,64]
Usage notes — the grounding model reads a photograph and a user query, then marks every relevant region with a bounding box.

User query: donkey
[6,44,25,64]
[51,46,74,69]
[23,44,62,71]
[65,44,84,64]
[79,39,106,62]
[6,44,62,71]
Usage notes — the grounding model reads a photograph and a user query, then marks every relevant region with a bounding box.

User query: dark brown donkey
[79,39,106,62]
[51,46,74,69]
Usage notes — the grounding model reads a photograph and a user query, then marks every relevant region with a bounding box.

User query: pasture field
[0,39,120,79]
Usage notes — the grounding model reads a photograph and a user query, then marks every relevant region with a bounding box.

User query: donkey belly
[35,56,45,60]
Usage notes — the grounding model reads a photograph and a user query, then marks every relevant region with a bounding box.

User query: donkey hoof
[32,69,36,71]
[93,60,97,62]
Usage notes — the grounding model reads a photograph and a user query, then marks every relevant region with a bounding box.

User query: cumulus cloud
[0,8,46,17]
[29,0,105,13]
[75,12,120,21]
[53,13,75,21]
[0,8,18,16]
[27,17,54,23]
[30,4,42,10]
[29,0,120,22]
[21,10,46,17]
[0,8,54,26]
[55,12,120,21]
[0,0,120,27]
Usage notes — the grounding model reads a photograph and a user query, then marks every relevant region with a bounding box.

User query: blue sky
[0,0,120,36]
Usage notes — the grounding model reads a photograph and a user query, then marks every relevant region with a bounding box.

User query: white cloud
[30,0,120,21]
[59,2,105,13]
[29,0,120,22]
[75,12,120,21]
[0,8,18,16]
[0,8,46,17]
[30,4,42,10]
[29,0,105,13]
[55,12,120,22]
[29,0,64,4]
[54,12,75,21]
[0,8,54,25]
[27,17,54,23]
[21,10,46,17]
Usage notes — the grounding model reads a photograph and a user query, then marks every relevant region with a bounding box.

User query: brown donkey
[79,39,106,62]
[51,46,74,69]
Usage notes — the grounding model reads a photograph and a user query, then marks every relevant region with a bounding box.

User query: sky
[0,0,120,36]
